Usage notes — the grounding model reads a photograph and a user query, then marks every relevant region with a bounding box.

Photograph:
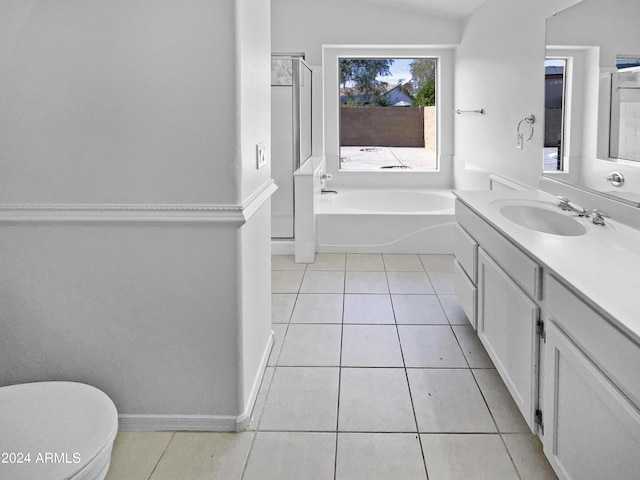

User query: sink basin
[499,204,587,236]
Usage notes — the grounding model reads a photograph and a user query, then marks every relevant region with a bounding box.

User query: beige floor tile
[343,294,394,324]
[346,253,385,271]
[421,434,520,480]
[438,294,471,325]
[387,271,434,294]
[149,432,253,480]
[271,270,304,294]
[398,325,467,367]
[341,325,404,367]
[259,367,339,431]
[243,432,336,480]
[105,432,173,480]
[338,368,416,432]
[473,369,529,433]
[419,254,455,272]
[382,254,425,271]
[291,293,343,324]
[392,294,448,324]
[336,433,427,480]
[502,434,558,480]
[427,271,454,294]
[452,324,494,368]
[271,255,307,271]
[299,271,345,293]
[306,253,346,270]
[277,324,342,366]
[272,294,296,324]
[408,369,496,433]
[344,271,389,293]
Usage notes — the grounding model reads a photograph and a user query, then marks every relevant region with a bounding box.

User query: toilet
[0,381,118,480]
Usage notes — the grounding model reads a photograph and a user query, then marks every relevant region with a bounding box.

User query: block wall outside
[340,107,425,147]
[424,106,437,152]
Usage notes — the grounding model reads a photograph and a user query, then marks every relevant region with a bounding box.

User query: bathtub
[316,188,455,253]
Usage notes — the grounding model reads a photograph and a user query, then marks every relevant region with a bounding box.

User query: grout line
[388,278,431,480]
[265,255,537,480]
[498,432,525,480]
[333,283,346,480]
[145,432,175,480]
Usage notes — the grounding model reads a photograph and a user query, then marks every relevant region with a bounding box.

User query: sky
[342,58,425,87]
[384,58,413,85]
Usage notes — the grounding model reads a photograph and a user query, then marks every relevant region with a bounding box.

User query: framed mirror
[544,0,640,206]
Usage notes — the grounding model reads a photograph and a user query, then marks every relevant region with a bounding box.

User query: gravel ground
[340,146,437,170]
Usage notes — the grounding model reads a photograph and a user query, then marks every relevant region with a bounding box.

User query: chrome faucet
[557,196,591,217]
[590,210,611,226]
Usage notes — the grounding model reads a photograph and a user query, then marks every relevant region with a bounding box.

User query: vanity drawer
[454,259,477,330]
[546,274,640,407]
[456,199,541,300]
[454,224,477,283]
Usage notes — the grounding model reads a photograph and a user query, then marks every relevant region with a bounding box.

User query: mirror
[544,0,640,206]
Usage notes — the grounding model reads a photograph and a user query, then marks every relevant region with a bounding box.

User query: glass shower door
[271,56,312,239]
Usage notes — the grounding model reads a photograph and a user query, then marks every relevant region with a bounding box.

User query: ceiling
[356,0,488,20]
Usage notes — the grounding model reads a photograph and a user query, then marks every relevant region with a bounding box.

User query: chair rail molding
[0,180,277,226]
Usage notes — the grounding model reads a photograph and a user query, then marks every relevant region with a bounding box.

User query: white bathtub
[316,188,456,253]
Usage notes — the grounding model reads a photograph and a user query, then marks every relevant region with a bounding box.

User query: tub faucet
[320,171,337,194]
[557,196,591,217]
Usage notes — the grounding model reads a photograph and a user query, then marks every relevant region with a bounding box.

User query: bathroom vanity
[453,189,640,480]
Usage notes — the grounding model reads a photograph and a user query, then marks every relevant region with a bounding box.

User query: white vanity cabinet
[455,199,543,432]
[543,275,640,480]
[453,190,640,479]
[477,248,540,432]
[453,224,478,329]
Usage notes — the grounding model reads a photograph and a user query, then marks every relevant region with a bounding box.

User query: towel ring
[517,114,535,142]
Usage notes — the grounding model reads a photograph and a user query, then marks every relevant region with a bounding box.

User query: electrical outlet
[256,143,266,169]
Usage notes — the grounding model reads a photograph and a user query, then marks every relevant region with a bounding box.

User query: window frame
[544,57,569,173]
[322,46,454,188]
[337,56,439,172]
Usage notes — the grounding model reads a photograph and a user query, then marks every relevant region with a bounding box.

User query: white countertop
[454,189,640,343]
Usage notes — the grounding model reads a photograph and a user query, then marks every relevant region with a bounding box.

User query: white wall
[272,0,462,65]
[0,0,273,431]
[272,0,462,189]
[454,0,580,190]
[0,0,240,205]
[238,0,274,203]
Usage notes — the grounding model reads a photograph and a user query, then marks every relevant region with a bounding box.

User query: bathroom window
[338,57,438,171]
[544,58,567,172]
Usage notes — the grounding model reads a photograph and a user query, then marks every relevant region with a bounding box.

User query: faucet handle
[557,196,572,210]
[591,209,611,225]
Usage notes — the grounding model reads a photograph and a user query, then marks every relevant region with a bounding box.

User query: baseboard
[117,414,240,432]
[117,331,275,432]
[271,239,294,255]
[235,330,275,431]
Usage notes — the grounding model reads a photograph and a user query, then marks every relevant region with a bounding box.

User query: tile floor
[105,253,557,480]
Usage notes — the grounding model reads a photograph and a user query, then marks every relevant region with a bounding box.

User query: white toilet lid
[0,381,118,480]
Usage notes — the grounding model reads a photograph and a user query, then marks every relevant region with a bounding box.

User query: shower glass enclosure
[271,55,313,239]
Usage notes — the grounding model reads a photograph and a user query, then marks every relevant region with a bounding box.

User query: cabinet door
[543,321,640,480]
[477,248,539,431]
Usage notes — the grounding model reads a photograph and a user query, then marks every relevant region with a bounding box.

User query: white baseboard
[235,330,275,431]
[118,332,275,432]
[117,414,240,432]
[271,239,294,255]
